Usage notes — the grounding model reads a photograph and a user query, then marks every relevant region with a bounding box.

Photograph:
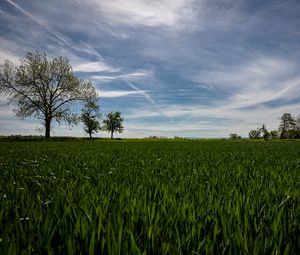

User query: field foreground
[0,139,299,254]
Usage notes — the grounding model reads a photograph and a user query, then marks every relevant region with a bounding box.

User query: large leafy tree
[279,113,296,139]
[0,51,96,138]
[81,100,101,138]
[102,111,124,139]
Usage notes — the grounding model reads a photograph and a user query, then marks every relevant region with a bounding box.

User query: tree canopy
[81,99,101,138]
[0,51,97,138]
[249,129,261,139]
[279,113,297,139]
[247,114,300,140]
[102,111,124,139]
[229,133,241,140]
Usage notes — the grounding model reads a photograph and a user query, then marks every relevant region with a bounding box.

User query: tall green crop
[0,140,299,254]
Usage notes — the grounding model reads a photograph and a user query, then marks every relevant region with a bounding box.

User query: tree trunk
[111,130,114,139]
[89,132,92,139]
[280,129,285,139]
[45,118,51,138]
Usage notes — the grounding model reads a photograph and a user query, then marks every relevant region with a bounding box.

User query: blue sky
[1,0,300,138]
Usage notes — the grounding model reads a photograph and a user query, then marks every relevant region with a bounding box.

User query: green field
[0,139,299,254]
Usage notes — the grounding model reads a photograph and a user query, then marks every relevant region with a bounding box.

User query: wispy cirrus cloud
[0,48,20,65]
[96,89,151,98]
[73,61,120,73]
[85,0,198,28]
[123,79,163,113]
[190,56,300,109]
[92,70,152,81]
[4,0,117,68]
[5,0,70,45]
[124,99,300,138]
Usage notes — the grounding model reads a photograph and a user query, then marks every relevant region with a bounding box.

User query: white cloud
[92,70,152,81]
[96,89,150,98]
[0,105,13,117]
[229,76,300,109]
[73,61,120,73]
[0,49,20,65]
[192,56,299,108]
[124,105,297,138]
[122,117,256,138]
[194,56,293,90]
[87,0,198,28]
[0,118,39,133]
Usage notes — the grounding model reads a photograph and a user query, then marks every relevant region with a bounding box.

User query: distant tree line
[230,113,300,140]
[0,51,123,139]
[248,113,300,140]
[229,133,241,140]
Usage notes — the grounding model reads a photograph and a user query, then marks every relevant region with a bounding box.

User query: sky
[0,0,300,138]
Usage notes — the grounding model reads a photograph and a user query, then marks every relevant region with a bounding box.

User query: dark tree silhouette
[229,133,241,140]
[249,129,261,139]
[279,113,296,139]
[102,111,124,139]
[81,100,101,138]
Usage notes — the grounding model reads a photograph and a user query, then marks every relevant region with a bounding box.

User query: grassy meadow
[0,139,299,254]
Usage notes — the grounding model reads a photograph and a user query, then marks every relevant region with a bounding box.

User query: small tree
[279,113,296,139]
[270,130,278,139]
[295,116,300,139]
[102,111,124,139]
[229,133,241,140]
[261,124,270,140]
[0,51,96,138]
[81,100,101,138]
[249,124,270,140]
[249,129,261,139]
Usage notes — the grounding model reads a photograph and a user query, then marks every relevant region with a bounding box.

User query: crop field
[0,139,299,254]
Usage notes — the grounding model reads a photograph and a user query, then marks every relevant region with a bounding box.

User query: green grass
[0,140,299,254]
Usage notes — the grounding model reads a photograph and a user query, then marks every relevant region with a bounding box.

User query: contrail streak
[6,0,70,45]
[123,79,163,114]
[6,0,104,61]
